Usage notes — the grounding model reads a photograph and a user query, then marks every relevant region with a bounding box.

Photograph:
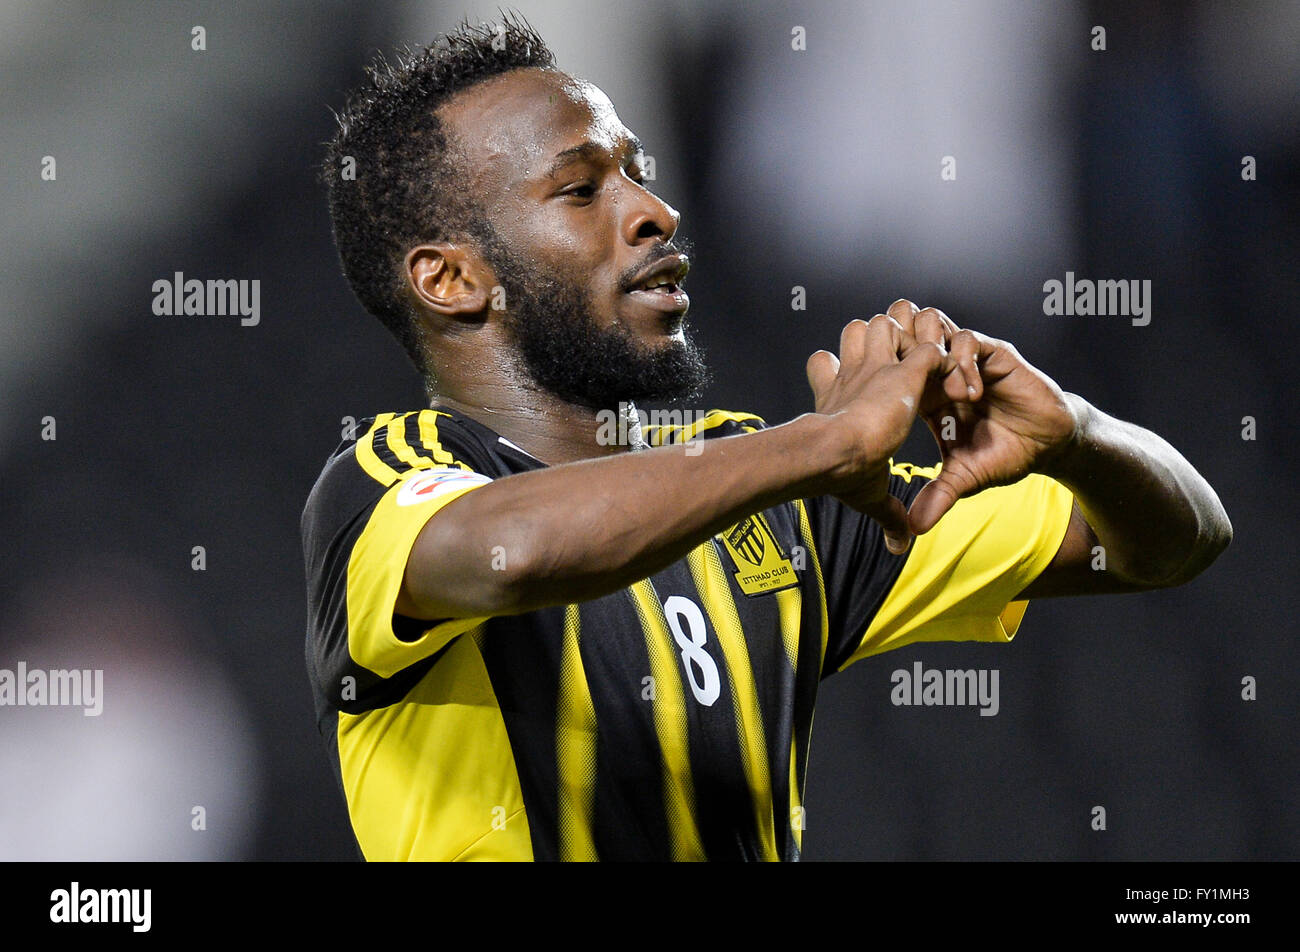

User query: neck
[431,386,645,465]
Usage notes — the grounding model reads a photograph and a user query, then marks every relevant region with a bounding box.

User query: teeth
[638,276,674,291]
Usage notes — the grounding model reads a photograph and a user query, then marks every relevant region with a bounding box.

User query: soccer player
[302,16,1230,861]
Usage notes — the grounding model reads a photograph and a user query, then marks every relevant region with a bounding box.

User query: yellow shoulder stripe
[386,412,432,471]
[417,410,473,471]
[354,411,473,487]
[355,412,401,486]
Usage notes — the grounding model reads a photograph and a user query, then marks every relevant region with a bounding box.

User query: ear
[405,242,492,317]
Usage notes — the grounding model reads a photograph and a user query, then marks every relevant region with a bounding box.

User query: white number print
[663,595,720,706]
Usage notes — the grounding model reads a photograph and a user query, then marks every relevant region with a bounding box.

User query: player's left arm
[883,299,1232,596]
[1012,397,1232,597]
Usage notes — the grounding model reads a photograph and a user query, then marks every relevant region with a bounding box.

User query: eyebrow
[544,135,644,179]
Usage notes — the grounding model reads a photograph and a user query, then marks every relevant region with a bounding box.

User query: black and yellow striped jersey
[301,406,1075,861]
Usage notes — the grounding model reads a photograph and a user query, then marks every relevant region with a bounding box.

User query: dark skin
[404,68,678,464]
[393,67,1231,620]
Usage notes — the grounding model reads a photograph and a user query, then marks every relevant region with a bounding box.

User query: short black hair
[323,12,556,381]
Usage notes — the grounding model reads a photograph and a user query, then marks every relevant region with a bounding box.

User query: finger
[907,468,981,534]
[911,306,950,352]
[924,306,962,340]
[886,298,920,337]
[805,349,840,407]
[946,328,987,401]
[917,307,976,399]
[837,319,871,375]
[841,314,909,389]
[863,492,913,555]
[861,313,909,370]
[893,336,949,392]
[871,338,949,425]
[907,307,956,386]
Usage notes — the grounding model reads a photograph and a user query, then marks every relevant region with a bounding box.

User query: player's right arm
[396,316,953,621]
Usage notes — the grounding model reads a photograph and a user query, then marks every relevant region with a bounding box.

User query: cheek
[492,199,622,292]
[505,206,587,257]
[532,218,615,278]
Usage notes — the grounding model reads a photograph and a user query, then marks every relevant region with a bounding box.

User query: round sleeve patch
[395,468,492,506]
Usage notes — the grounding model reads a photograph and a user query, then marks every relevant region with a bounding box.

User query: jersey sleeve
[810,461,1076,676]
[302,410,495,686]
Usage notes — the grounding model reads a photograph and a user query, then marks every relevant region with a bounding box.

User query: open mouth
[624,256,690,314]
[625,282,689,314]
[631,274,681,294]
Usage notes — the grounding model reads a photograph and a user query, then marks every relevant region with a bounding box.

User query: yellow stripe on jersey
[645,420,681,446]
[687,544,779,861]
[774,535,807,851]
[787,735,802,851]
[336,630,533,860]
[385,412,432,471]
[556,604,599,861]
[345,473,490,679]
[646,409,765,446]
[793,498,830,672]
[889,459,942,481]
[837,470,1075,672]
[788,501,821,847]
[628,580,705,861]
[417,410,474,471]
[774,580,805,852]
[355,412,402,486]
[675,409,764,443]
[354,411,473,486]
[774,584,802,675]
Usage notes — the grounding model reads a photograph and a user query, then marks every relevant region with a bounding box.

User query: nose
[622,187,680,246]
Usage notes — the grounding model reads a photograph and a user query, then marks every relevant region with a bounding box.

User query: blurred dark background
[1,0,1294,860]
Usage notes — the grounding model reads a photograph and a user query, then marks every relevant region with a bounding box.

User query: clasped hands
[806,298,1081,553]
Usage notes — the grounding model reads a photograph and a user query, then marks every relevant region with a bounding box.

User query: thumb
[805,350,840,408]
[907,469,978,534]
[864,493,914,555]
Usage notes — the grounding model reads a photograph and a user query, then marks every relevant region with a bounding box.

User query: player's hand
[879,299,1082,535]
[806,314,952,554]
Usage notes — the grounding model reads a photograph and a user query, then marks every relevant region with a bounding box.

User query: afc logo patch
[395,467,491,506]
[716,512,799,596]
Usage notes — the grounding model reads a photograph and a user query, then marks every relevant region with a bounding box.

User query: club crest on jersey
[717,513,798,596]
[395,467,490,506]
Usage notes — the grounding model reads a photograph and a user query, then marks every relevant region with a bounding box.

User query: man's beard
[476,227,710,411]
